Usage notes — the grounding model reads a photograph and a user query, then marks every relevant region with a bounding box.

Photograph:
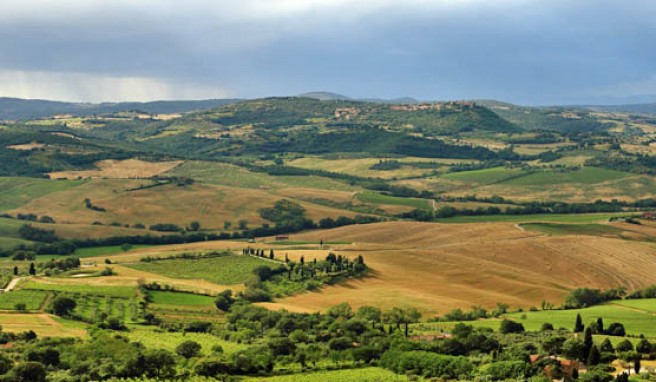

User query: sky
[0,0,655,105]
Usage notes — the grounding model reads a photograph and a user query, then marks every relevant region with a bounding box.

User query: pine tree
[574,313,584,333]
[269,249,274,260]
[29,262,36,276]
[596,317,604,334]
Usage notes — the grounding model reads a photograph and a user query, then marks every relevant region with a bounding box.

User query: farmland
[0,96,655,381]
[422,299,656,338]
[126,255,273,285]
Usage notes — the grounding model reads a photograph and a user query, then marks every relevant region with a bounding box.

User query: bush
[477,361,530,380]
[500,319,525,334]
[176,340,202,358]
[381,350,474,379]
[49,297,76,317]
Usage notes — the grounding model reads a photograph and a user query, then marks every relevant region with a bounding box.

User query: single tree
[616,339,634,352]
[574,313,584,333]
[28,262,36,276]
[49,297,76,317]
[636,338,652,354]
[188,221,201,231]
[9,361,46,382]
[635,356,641,375]
[596,317,604,334]
[13,266,18,276]
[269,249,274,259]
[356,306,382,329]
[600,338,614,353]
[176,340,202,358]
[587,344,601,366]
[120,243,132,252]
[584,327,594,358]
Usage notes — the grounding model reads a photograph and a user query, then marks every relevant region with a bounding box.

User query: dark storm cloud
[0,0,654,104]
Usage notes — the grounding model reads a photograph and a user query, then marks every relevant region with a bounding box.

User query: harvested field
[257,222,656,315]
[6,142,46,150]
[11,179,358,229]
[48,159,183,179]
[0,313,87,337]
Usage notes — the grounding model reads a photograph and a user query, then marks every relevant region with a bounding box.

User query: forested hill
[0,97,241,120]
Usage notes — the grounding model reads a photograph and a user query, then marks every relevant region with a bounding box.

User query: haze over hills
[0,97,242,120]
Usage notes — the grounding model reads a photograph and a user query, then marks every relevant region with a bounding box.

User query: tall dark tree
[584,327,594,358]
[635,356,641,375]
[596,317,604,334]
[269,249,274,259]
[574,313,584,333]
[587,344,601,366]
[13,266,18,276]
[28,262,36,276]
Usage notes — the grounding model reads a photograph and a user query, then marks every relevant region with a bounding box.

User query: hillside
[0,97,241,120]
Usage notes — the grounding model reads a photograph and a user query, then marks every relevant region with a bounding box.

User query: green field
[245,367,417,382]
[126,328,248,355]
[126,255,273,285]
[356,191,430,210]
[0,290,48,310]
[0,177,86,211]
[502,167,632,186]
[436,212,632,224]
[441,167,525,184]
[148,290,216,306]
[72,245,156,258]
[74,294,141,323]
[167,161,355,191]
[423,300,656,338]
[21,281,137,298]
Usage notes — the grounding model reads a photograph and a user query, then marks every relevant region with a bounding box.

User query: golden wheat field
[10,179,358,229]
[86,221,656,317]
[48,159,183,179]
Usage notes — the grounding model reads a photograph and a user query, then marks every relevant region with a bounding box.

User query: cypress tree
[596,317,604,334]
[13,266,18,276]
[269,249,274,259]
[635,356,641,375]
[574,313,584,333]
[587,344,601,366]
[584,327,593,358]
[28,262,36,276]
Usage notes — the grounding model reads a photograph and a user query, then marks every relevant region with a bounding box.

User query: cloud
[0,0,654,104]
[0,70,233,102]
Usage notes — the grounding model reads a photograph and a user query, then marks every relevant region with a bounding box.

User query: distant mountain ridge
[0,97,242,120]
[298,91,419,104]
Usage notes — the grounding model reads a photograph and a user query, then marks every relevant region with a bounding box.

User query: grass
[126,328,248,355]
[436,212,632,224]
[167,160,355,191]
[424,300,656,338]
[148,291,216,306]
[21,281,137,298]
[72,245,156,258]
[503,168,632,186]
[126,255,273,285]
[244,367,418,381]
[0,290,48,310]
[441,167,525,184]
[356,191,431,210]
[0,177,85,211]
